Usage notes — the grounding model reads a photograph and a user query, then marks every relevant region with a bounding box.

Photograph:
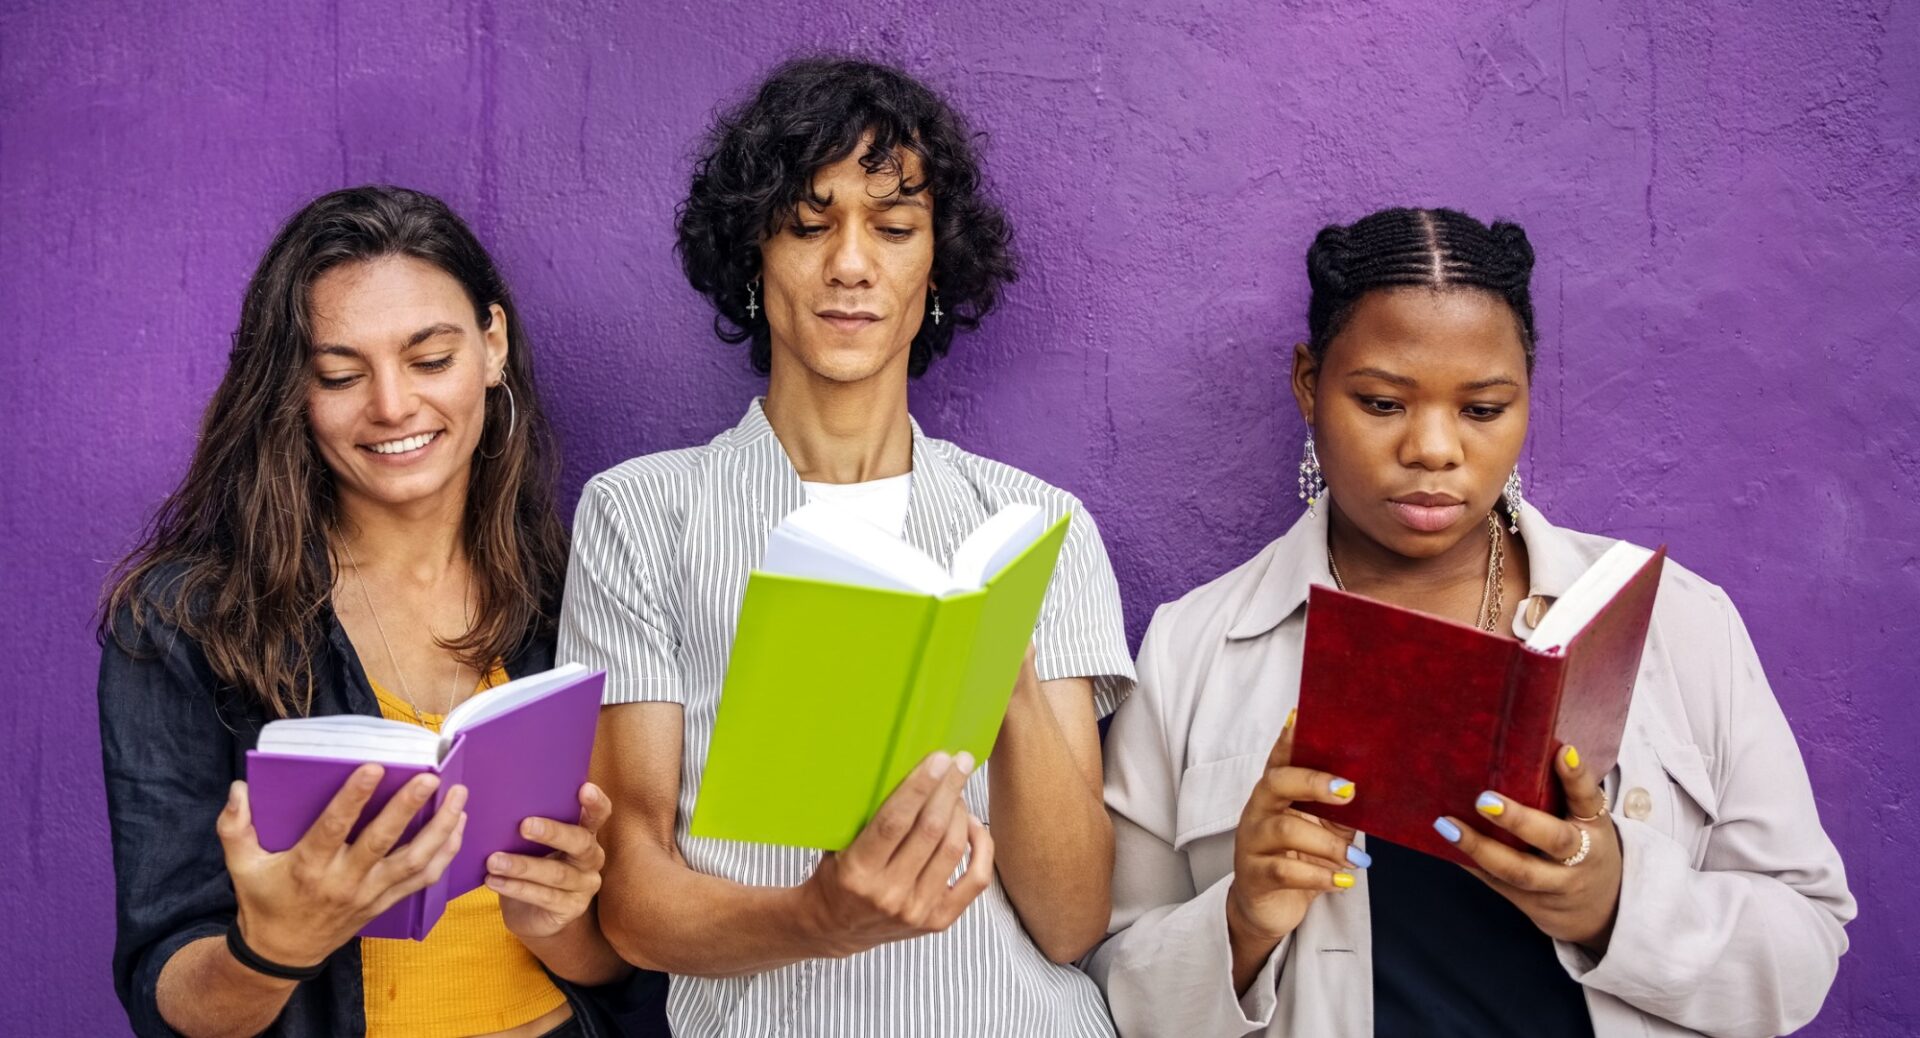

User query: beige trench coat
[1088,503,1853,1038]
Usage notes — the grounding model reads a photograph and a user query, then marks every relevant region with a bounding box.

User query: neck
[763,354,913,484]
[332,479,470,587]
[1325,502,1502,601]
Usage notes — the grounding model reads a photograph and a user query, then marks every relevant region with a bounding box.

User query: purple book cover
[247,668,605,940]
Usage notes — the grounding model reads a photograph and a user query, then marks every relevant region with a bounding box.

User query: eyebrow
[313,322,462,359]
[868,195,928,212]
[1345,367,1521,391]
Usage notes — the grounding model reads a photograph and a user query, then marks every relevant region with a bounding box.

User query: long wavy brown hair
[102,185,569,718]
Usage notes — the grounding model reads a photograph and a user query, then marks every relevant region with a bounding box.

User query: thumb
[215,781,264,864]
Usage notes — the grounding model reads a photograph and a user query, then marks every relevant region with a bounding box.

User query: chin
[794,342,902,384]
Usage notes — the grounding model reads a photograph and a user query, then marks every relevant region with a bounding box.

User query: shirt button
[1623,787,1654,820]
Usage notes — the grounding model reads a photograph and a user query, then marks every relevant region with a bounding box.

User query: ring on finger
[1559,827,1592,867]
[1570,787,1611,824]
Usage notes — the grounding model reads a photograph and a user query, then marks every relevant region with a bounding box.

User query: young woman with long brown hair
[98,186,659,1037]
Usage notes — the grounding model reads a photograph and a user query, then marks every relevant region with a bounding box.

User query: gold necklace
[1327,513,1506,632]
[338,539,470,725]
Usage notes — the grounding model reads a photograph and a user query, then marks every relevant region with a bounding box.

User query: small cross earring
[930,290,943,326]
[745,280,760,320]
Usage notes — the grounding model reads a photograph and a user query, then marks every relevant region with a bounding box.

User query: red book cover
[1292,546,1665,864]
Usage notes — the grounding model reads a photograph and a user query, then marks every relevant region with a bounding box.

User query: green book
[690,501,1070,850]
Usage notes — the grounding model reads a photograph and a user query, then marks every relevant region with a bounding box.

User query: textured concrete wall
[3,1,1914,1033]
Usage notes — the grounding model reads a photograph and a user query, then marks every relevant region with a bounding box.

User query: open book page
[949,504,1046,589]
[759,501,1048,597]
[440,662,589,741]
[254,715,442,768]
[254,662,591,768]
[1525,541,1657,653]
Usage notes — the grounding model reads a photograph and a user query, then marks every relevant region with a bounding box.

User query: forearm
[154,935,299,1038]
[520,905,633,987]
[598,841,837,977]
[988,680,1113,962]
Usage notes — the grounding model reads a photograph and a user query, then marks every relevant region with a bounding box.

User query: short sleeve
[1032,498,1136,717]
[559,477,683,706]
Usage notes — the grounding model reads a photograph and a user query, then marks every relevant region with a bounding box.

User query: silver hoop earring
[745,280,760,320]
[1503,468,1524,533]
[1298,434,1326,517]
[929,290,943,326]
[480,382,516,460]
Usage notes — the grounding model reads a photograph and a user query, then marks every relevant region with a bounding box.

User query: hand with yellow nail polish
[1434,743,1623,951]
[1225,711,1365,995]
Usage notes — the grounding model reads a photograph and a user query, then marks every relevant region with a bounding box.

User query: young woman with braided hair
[1089,208,1853,1037]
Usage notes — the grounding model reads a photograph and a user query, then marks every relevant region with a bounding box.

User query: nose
[364,367,419,426]
[824,226,877,289]
[1399,406,1464,472]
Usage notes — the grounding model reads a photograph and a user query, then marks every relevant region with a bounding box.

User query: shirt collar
[1223,498,1591,641]
[725,396,971,563]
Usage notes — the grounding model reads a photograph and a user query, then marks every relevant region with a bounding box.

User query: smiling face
[1293,286,1531,560]
[757,143,936,386]
[304,254,509,518]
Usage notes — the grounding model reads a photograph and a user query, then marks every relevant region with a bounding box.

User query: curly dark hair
[675,56,1017,377]
[1305,207,1538,373]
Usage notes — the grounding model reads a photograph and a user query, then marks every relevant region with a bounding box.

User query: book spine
[1492,649,1572,815]
[867,602,944,823]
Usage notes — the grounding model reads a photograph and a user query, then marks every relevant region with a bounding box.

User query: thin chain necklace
[1327,512,1506,632]
[338,539,471,726]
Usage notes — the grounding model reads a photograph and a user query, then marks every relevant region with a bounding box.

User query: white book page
[1525,541,1655,653]
[949,504,1046,590]
[439,662,590,744]
[759,501,960,596]
[255,715,442,768]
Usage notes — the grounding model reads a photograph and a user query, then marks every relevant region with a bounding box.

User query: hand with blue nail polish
[1224,712,1365,994]
[1434,745,1623,951]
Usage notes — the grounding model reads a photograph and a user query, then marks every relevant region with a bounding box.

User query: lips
[1387,493,1466,533]
[817,310,881,334]
[361,430,442,459]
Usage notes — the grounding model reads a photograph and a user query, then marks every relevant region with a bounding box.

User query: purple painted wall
[3,0,1914,1033]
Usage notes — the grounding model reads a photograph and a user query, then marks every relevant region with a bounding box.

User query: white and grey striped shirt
[560,399,1135,1037]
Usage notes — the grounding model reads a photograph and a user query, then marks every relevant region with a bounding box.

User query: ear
[1289,342,1319,430]
[483,303,510,386]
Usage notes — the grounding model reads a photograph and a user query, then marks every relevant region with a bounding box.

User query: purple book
[246,664,604,940]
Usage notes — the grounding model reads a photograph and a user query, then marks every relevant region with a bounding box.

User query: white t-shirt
[800,471,913,538]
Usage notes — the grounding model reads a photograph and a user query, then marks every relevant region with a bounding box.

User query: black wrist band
[225,922,327,982]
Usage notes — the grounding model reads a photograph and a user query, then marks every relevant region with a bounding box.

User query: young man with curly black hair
[558,58,1134,1034]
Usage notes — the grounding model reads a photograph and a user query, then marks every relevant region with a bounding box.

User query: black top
[97,575,667,1037]
[1368,836,1595,1038]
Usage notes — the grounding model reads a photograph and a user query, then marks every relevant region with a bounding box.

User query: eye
[878,226,916,241]
[1358,395,1403,415]
[1463,404,1508,421]
[790,223,828,239]
[416,355,455,373]
[315,373,359,390]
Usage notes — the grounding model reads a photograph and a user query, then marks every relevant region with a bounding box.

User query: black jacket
[98,585,668,1036]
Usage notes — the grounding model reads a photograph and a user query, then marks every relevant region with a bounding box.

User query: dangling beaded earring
[1299,434,1326,517]
[1502,468,1524,533]
[745,280,760,320]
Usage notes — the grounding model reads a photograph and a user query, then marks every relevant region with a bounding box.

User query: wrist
[233,908,332,972]
[1224,879,1285,949]
[787,878,858,959]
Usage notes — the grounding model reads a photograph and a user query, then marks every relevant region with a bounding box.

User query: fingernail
[1476,792,1505,816]
[1332,872,1355,889]
[1329,778,1355,799]
[489,853,507,872]
[524,819,544,839]
[226,782,241,808]
[417,775,441,794]
[1286,708,1298,730]
[955,751,976,775]
[1563,745,1581,770]
[1345,845,1372,869]
[486,876,505,890]
[928,752,952,778]
[1434,817,1462,842]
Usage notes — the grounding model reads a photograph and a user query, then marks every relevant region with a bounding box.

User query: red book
[1293,542,1666,864]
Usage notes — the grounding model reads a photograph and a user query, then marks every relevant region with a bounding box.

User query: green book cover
[690,513,1070,850]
